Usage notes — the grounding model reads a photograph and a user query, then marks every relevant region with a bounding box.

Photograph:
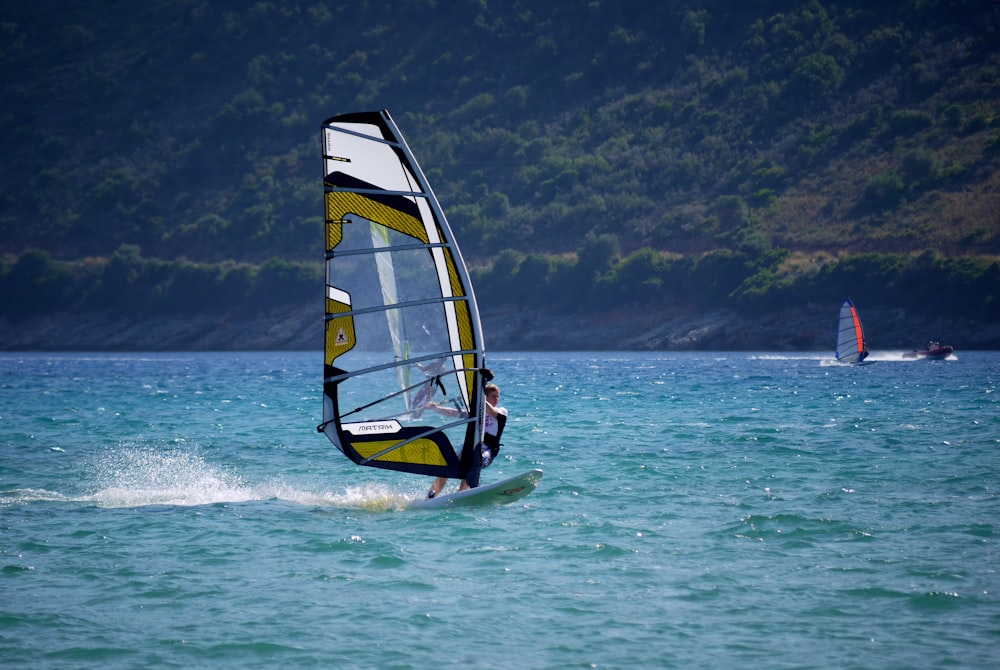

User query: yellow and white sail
[318,110,487,479]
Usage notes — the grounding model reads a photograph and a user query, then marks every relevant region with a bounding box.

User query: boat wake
[818,350,942,365]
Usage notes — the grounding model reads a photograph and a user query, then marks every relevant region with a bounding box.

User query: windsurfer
[425,382,507,498]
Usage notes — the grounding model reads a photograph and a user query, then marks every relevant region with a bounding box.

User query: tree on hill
[0,0,997,333]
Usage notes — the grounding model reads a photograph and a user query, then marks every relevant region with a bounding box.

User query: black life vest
[483,411,506,456]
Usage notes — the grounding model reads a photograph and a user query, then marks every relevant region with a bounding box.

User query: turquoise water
[2,350,998,669]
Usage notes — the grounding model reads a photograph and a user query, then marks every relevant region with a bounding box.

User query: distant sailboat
[317,110,541,506]
[835,298,874,365]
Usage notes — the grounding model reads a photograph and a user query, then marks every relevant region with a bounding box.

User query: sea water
[1,350,997,669]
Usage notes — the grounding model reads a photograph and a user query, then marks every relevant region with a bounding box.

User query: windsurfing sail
[835,297,868,364]
[318,109,488,482]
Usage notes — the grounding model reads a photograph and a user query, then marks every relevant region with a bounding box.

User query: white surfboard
[408,469,543,509]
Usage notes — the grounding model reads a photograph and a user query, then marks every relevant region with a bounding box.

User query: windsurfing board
[408,469,543,509]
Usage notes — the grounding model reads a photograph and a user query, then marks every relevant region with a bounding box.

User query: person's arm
[426,401,464,418]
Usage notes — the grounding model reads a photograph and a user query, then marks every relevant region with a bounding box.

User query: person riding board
[424,372,506,498]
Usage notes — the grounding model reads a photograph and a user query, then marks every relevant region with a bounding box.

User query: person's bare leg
[428,476,447,498]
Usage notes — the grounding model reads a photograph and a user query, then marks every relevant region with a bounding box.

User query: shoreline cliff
[2,304,997,352]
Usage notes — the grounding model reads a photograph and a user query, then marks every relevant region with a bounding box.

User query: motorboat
[902,341,954,360]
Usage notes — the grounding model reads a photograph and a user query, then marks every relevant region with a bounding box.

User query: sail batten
[325,186,431,198]
[319,109,487,480]
[321,121,398,146]
[325,355,482,383]
[323,296,472,323]
[327,242,451,259]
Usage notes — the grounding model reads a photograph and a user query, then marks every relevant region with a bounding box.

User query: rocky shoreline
[483,305,999,352]
[2,303,997,352]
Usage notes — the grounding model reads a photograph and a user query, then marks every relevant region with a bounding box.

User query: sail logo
[335,327,349,345]
[343,420,401,434]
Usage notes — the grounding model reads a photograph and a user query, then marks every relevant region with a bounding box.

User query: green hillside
[1,0,999,342]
